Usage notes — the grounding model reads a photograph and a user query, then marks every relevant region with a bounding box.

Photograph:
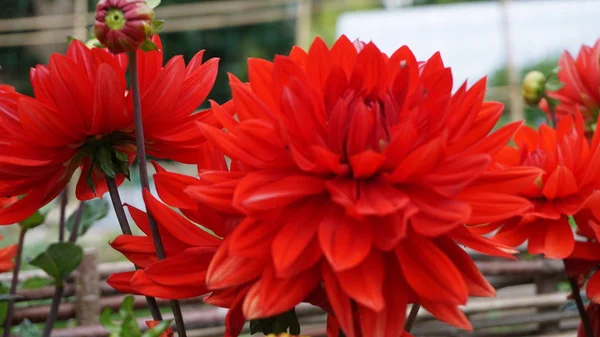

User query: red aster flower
[541,39,600,131]
[95,0,154,54]
[478,113,600,258]
[0,36,218,225]
[192,36,539,337]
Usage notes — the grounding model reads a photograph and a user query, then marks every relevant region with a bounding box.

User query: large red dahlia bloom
[541,39,600,129]
[192,36,540,337]
[478,113,600,258]
[0,36,218,224]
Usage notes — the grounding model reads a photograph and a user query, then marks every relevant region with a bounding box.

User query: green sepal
[151,19,164,35]
[146,0,161,9]
[19,211,45,230]
[140,39,159,52]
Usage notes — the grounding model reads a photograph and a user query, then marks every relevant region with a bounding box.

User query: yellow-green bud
[522,70,546,105]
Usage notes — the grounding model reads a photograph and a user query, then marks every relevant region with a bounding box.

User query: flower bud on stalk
[522,70,547,105]
[94,0,154,54]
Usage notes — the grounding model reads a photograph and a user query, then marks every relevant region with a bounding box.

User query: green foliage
[66,198,109,238]
[21,276,54,290]
[29,242,83,286]
[15,319,41,337]
[101,296,171,337]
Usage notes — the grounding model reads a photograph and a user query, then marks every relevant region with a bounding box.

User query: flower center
[105,8,126,31]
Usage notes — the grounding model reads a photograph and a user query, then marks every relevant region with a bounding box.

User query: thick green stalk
[128,51,187,337]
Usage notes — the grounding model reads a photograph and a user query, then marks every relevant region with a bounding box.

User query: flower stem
[128,51,187,337]
[41,284,64,337]
[2,227,26,337]
[58,189,68,242]
[567,275,594,337]
[404,303,420,332]
[68,202,85,243]
[105,176,163,321]
[41,201,84,337]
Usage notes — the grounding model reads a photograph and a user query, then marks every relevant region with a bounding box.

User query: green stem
[404,303,420,332]
[41,284,64,337]
[127,51,187,337]
[2,227,26,337]
[105,176,163,321]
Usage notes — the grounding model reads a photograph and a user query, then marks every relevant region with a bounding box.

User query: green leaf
[100,307,121,333]
[15,319,41,337]
[551,66,561,75]
[142,321,171,337]
[146,0,161,9]
[120,295,135,316]
[19,211,45,230]
[29,242,83,285]
[151,19,164,35]
[66,198,109,237]
[22,276,54,290]
[140,39,159,52]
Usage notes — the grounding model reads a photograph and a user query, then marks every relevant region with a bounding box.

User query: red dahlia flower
[478,113,600,258]
[541,39,600,130]
[0,36,218,225]
[192,36,540,337]
[95,0,154,54]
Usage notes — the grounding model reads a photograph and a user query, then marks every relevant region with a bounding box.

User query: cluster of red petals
[0,35,218,225]
[106,158,237,299]
[0,230,17,273]
[541,39,600,129]
[477,113,600,259]
[145,320,174,337]
[563,200,600,314]
[166,36,544,337]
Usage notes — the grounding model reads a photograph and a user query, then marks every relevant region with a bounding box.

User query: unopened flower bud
[522,71,546,105]
[94,0,154,54]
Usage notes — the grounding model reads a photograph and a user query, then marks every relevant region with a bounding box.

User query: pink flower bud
[94,0,154,54]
